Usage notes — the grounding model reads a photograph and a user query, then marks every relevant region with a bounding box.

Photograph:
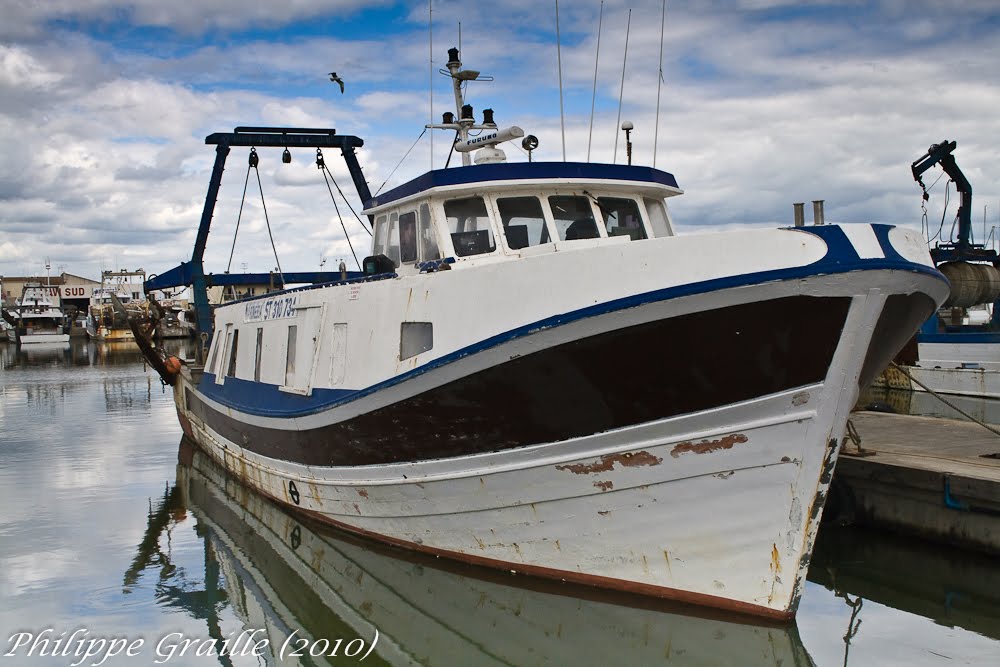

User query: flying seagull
[328,72,344,93]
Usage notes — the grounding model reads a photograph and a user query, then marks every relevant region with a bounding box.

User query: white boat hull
[19,332,70,345]
[170,224,948,619]
[909,341,1000,398]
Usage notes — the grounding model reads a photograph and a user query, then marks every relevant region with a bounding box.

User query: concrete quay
[831,411,1000,555]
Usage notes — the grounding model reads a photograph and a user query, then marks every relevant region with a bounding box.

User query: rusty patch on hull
[593,480,614,492]
[670,434,748,458]
[556,451,663,475]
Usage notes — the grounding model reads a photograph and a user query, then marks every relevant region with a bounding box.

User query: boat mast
[446,48,474,167]
[426,48,523,167]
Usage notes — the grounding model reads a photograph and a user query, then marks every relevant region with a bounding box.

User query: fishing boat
[1,283,70,345]
[140,48,949,620]
[87,269,150,341]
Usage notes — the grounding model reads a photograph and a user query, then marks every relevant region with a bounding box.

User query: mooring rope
[890,361,1000,438]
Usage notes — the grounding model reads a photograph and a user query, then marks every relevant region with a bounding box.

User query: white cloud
[1,2,999,281]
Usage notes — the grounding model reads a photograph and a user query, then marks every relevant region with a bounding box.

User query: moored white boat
[3,283,70,345]
[142,48,949,620]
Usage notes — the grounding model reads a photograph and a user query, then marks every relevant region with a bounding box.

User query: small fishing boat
[2,283,70,345]
[87,269,150,341]
[141,48,949,620]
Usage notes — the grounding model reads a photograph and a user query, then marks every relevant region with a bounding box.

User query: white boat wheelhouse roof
[362,161,684,274]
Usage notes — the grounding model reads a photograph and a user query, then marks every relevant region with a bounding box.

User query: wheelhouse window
[599,197,647,240]
[548,195,600,241]
[373,214,388,255]
[418,203,441,262]
[496,197,550,249]
[386,212,401,266]
[644,197,672,237]
[399,211,418,264]
[444,196,496,257]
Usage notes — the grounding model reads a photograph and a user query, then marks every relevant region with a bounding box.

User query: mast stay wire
[587,1,604,162]
[317,149,362,272]
[613,9,632,164]
[375,128,428,197]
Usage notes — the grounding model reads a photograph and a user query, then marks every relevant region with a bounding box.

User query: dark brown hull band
[185,295,852,466]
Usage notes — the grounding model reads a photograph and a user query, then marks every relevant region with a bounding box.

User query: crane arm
[912,139,973,256]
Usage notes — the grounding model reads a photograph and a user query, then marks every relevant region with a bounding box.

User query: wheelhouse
[364,162,684,273]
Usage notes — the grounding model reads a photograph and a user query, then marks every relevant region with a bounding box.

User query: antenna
[555,0,566,161]
[429,1,434,169]
[653,0,666,168]
[588,1,604,162]
[613,9,631,164]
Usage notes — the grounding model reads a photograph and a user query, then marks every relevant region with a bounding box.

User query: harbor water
[1,339,998,666]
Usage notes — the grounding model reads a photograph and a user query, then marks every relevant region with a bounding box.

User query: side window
[548,195,600,241]
[284,325,297,386]
[598,197,647,240]
[399,211,418,264]
[206,332,221,376]
[444,197,496,257]
[496,197,550,250]
[373,214,388,255]
[644,197,673,238]
[386,212,401,267]
[226,329,239,377]
[400,322,433,360]
[418,203,441,261]
[254,327,263,382]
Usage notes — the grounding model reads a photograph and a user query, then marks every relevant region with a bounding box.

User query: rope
[253,165,284,287]
[891,361,1000,438]
[225,150,257,300]
[226,152,255,274]
[844,419,867,455]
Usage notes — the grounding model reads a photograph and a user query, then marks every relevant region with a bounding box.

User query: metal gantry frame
[145,127,372,344]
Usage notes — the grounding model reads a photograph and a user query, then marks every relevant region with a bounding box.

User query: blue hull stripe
[198,225,946,418]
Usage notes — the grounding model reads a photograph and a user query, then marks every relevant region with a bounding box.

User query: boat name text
[245,295,298,323]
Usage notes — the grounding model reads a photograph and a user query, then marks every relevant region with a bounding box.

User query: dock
[833,411,1000,554]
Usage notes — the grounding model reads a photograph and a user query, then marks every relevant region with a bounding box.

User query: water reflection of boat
[139,441,817,666]
[810,524,1000,642]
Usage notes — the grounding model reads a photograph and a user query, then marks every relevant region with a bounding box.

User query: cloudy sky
[1,0,999,285]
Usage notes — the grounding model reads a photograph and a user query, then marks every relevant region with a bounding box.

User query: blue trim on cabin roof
[197,224,947,419]
[366,162,681,209]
